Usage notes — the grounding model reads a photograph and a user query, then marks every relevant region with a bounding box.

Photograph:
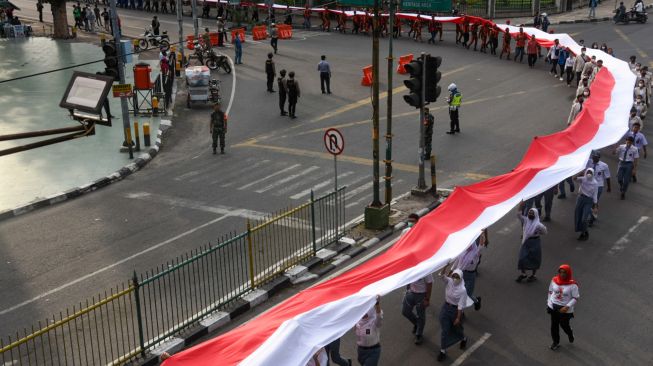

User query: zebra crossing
[173,158,402,206]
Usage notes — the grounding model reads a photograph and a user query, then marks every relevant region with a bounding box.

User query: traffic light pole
[192,0,198,39]
[417,52,427,189]
[176,0,184,61]
[384,0,395,206]
[109,0,133,159]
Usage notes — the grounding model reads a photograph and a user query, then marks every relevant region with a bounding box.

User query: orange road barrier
[397,54,414,74]
[209,32,219,47]
[186,35,195,50]
[361,65,372,86]
[231,28,246,43]
[277,24,293,39]
[252,25,268,40]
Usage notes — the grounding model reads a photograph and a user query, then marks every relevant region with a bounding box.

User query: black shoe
[437,351,447,362]
[550,343,560,350]
[632,175,637,183]
[620,192,625,200]
[474,296,482,311]
[460,337,468,349]
[515,274,527,282]
[543,216,551,222]
[568,333,574,343]
[414,335,423,345]
[446,131,455,134]
[412,324,417,334]
[527,275,537,282]
[577,233,585,240]
[220,150,225,154]
[582,231,589,240]
[212,150,216,155]
[347,359,352,366]
[455,129,461,133]
[557,194,566,199]
[281,112,287,116]
[322,91,326,94]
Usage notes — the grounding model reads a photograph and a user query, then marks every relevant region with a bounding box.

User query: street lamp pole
[384,0,395,206]
[191,0,199,39]
[176,0,184,61]
[371,0,381,207]
[108,0,133,159]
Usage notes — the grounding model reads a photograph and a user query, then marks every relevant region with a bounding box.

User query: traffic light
[425,56,442,103]
[101,41,119,81]
[403,59,423,108]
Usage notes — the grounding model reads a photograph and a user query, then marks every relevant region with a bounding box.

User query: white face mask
[453,278,462,286]
[586,173,593,178]
[583,92,590,97]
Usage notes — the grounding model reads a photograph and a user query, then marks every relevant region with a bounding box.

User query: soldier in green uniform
[210,103,227,154]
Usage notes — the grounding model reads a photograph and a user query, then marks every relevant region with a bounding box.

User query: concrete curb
[132,194,445,365]
[0,82,178,222]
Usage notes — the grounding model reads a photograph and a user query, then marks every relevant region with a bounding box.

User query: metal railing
[1,188,346,365]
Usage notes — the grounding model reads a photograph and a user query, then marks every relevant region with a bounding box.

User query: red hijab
[553,264,578,286]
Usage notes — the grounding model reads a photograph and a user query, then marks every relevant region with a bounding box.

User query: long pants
[514,47,525,62]
[235,49,242,64]
[429,31,436,43]
[550,59,559,75]
[288,98,297,117]
[449,109,460,132]
[565,66,574,84]
[576,71,582,86]
[574,194,593,233]
[320,72,331,93]
[271,37,278,53]
[549,308,574,344]
[39,11,43,22]
[266,73,274,92]
[303,17,310,29]
[528,53,537,67]
[439,303,465,350]
[401,291,427,336]
[589,5,596,17]
[278,92,286,113]
[326,338,349,366]
[357,345,380,366]
[535,188,555,218]
[212,133,225,152]
[558,177,575,196]
[462,270,478,302]
[617,161,634,193]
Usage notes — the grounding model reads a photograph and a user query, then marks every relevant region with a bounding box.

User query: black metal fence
[1,188,346,365]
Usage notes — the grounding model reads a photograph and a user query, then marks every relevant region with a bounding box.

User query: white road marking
[344,181,375,200]
[255,166,321,193]
[275,170,336,195]
[451,332,492,366]
[238,164,301,190]
[215,159,271,186]
[0,214,232,316]
[173,170,201,181]
[608,216,649,254]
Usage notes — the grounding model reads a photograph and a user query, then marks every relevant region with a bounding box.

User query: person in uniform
[265,53,276,93]
[202,27,212,50]
[277,69,287,116]
[151,15,160,35]
[436,264,471,362]
[210,103,227,154]
[586,151,611,226]
[514,27,527,62]
[285,71,301,119]
[446,83,462,134]
[479,23,488,52]
[499,27,511,60]
[468,21,479,50]
[516,204,547,282]
[317,55,332,94]
[270,23,279,54]
[489,25,499,55]
[614,135,639,199]
[453,229,488,312]
[625,122,647,182]
[355,296,383,366]
[573,168,598,241]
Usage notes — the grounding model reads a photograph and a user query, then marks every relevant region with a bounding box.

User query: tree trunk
[50,1,70,39]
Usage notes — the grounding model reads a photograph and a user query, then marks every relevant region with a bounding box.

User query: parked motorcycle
[136,27,171,51]
[614,8,648,24]
[204,48,232,74]
[209,79,221,104]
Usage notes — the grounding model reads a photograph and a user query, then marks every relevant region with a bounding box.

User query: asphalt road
[2,4,653,363]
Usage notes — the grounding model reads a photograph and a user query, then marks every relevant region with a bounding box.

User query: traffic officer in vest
[210,103,227,154]
[446,83,462,134]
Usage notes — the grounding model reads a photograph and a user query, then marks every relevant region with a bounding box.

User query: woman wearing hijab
[436,264,472,362]
[574,168,599,241]
[547,264,579,350]
[516,204,547,282]
[355,295,382,366]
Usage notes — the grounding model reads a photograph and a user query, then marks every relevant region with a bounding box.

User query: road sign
[324,128,345,155]
[401,0,451,12]
[112,83,133,98]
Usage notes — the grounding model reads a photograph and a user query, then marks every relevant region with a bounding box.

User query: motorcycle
[209,79,221,104]
[136,27,170,51]
[204,48,232,74]
[614,7,648,24]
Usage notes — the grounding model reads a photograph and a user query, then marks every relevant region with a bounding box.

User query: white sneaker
[559,77,564,81]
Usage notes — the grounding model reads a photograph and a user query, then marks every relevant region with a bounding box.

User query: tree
[43,0,70,39]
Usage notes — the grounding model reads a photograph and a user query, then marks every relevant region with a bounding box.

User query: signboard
[112,83,133,98]
[401,0,451,12]
[324,128,345,155]
[337,0,374,6]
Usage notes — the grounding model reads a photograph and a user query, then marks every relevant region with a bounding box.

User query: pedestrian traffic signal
[101,41,119,81]
[403,59,423,108]
[425,56,442,103]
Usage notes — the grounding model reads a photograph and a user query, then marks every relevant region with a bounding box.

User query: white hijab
[522,208,542,244]
[449,269,475,308]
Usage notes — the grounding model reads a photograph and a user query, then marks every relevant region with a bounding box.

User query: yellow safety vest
[450,92,462,107]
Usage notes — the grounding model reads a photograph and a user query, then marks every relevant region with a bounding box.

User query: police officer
[423,108,434,160]
[210,103,227,154]
[285,71,300,119]
[265,53,276,93]
[277,69,287,116]
[446,83,462,134]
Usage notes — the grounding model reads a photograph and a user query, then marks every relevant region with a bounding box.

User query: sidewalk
[0,36,168,215]
[496,1,653,25]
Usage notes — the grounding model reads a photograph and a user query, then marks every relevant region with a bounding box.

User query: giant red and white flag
[164,21,635,366]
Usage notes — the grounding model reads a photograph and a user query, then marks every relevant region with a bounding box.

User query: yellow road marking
[613,28,649,59]
[233,139,491,181]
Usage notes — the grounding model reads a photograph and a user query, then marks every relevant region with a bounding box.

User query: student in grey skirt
[516,204,547,283]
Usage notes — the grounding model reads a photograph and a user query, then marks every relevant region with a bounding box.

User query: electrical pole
[177,0,184,61]
[109,0,133,159]
[384,0,394,206]
[417,52,427,189]
[192,0,198,39]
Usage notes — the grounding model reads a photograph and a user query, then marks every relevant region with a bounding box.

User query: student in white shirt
[614,135,640,199]
[453,229,489,311]
[305,347,328,366]
[355,296,382,366]
[436,264,472,362]
[547,264,579,350]
[586,151,611,227]
[573,168,598,241]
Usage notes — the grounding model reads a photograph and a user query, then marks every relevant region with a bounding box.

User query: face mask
[587,173,593,178]
[453,278,462,285]
[583,92,590,97]
[407,221,415,228]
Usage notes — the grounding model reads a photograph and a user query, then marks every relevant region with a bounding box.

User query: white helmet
[448,83,457,91]
[542,12,547,17]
